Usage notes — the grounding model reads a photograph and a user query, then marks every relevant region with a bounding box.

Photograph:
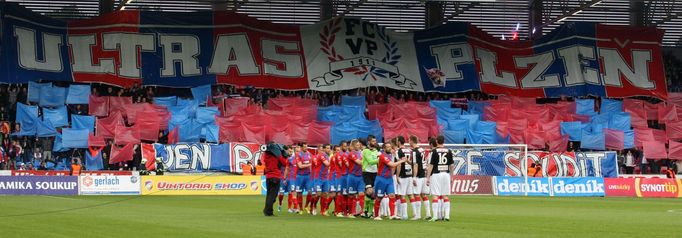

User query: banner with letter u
[0,3,667,99]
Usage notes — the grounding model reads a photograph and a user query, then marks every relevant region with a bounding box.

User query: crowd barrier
[0,173,679,198]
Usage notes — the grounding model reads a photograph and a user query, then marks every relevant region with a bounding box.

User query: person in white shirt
[624,150,635,174]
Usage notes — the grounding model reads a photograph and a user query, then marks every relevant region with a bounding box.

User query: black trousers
[263,178,280,216]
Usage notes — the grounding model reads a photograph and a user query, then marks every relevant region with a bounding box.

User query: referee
[361,135,379,218]
[263,143,289,217]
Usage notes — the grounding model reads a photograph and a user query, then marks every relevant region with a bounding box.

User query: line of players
[276,134,455,221]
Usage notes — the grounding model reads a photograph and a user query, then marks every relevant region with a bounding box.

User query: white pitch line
[41,195,81,201]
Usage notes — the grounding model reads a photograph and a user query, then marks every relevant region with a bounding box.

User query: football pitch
[0,195,679,238]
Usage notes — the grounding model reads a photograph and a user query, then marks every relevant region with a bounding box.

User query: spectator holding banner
[263,143,289,217]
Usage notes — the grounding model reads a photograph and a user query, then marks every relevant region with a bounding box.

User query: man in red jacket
[263,144,290,217]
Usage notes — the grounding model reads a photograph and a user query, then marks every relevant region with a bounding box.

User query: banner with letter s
[0,176,78,195]
[450,150,617,178]
[140,175,263,195]
[451,175,493,195]
[0,3,667,98]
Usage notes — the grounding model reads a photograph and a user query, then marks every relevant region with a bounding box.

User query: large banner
[79,175,141,195]
[451,151,618,178]
[142,143,231,172]
[0,176,78,195]
[140,175,263,195]
[0,3,667,98]
[11,170,134,176]
[494,176,605,197]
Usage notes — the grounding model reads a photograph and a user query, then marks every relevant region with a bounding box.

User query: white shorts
[413,177,430,195]
[429,173,451,196]
[396,177,414,196]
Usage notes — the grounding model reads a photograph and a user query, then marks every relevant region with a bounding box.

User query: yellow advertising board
[140,175,264,195]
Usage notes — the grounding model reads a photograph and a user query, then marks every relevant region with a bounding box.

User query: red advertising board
[636,178,681,198]
[605,177,682,198]
[604,178,637,197]
[451,175,494,195]
[10,170,133,176]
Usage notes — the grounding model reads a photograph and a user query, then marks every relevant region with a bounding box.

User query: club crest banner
[0,3,667,98]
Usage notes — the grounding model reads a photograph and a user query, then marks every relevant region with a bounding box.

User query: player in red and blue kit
[347,139,365,217]
[295,143,313,215]
[312,144,332,216]
[373,143,407,220]
[330,143,347,217]
[278,145,299,213]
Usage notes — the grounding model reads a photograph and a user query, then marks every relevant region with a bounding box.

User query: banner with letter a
[140,175,263,195]
[0,3,667,98]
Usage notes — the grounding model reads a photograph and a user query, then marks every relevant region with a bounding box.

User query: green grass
[0,195,680,238]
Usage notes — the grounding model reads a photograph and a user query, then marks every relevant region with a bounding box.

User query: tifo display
[0,3,668,99]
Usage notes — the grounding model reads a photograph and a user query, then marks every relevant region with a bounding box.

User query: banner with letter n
[0,3,667,98]
[141,143,230,172]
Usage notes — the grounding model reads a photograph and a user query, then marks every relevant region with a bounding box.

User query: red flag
[669,92,682,107]
[669,140,682,160]
[136,110,160,142]
[524,129,546,150]
[141,143,156,170]
[604,129,625,150]
[108,96,133,117]
[634,128,654,147]
[307,121,331,144]
[643,102,658,120]
[243,122,266,144]
[168,127,178,144]
[666,121,682,140]
[88,95,109,117]
[114,124,140,145]
[643,141,667,159]
[548,135,569,152]
[96,111,124,139]
[109,143,135,164]
[657,104,678,123]
[87,133,106,147]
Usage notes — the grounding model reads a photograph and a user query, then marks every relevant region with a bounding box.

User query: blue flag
[85,150,104,171]
[624,130,635,149]
[178,120,202,143]
[205,124,219,143]
[39,85,67,107]
[576,99,596,116]
[154,96,177,107]
[62,128,89,148]
[66,85,91,104]
[561,121,586,141]
[191,85,212,105]
[341,96,366,108]
[43,106,69,127]
[580,129,605,150]
[443,130,465,144]
[72,114,95,133]
[15,103,39,136]
[53,134,67,152]
[196,107,219,125]
[600,99,623,114]
[28,81,51,103]
[36,120,57,137]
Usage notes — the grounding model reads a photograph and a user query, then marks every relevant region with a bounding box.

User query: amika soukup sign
[604,178,682,198]
[140,175,263,195]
